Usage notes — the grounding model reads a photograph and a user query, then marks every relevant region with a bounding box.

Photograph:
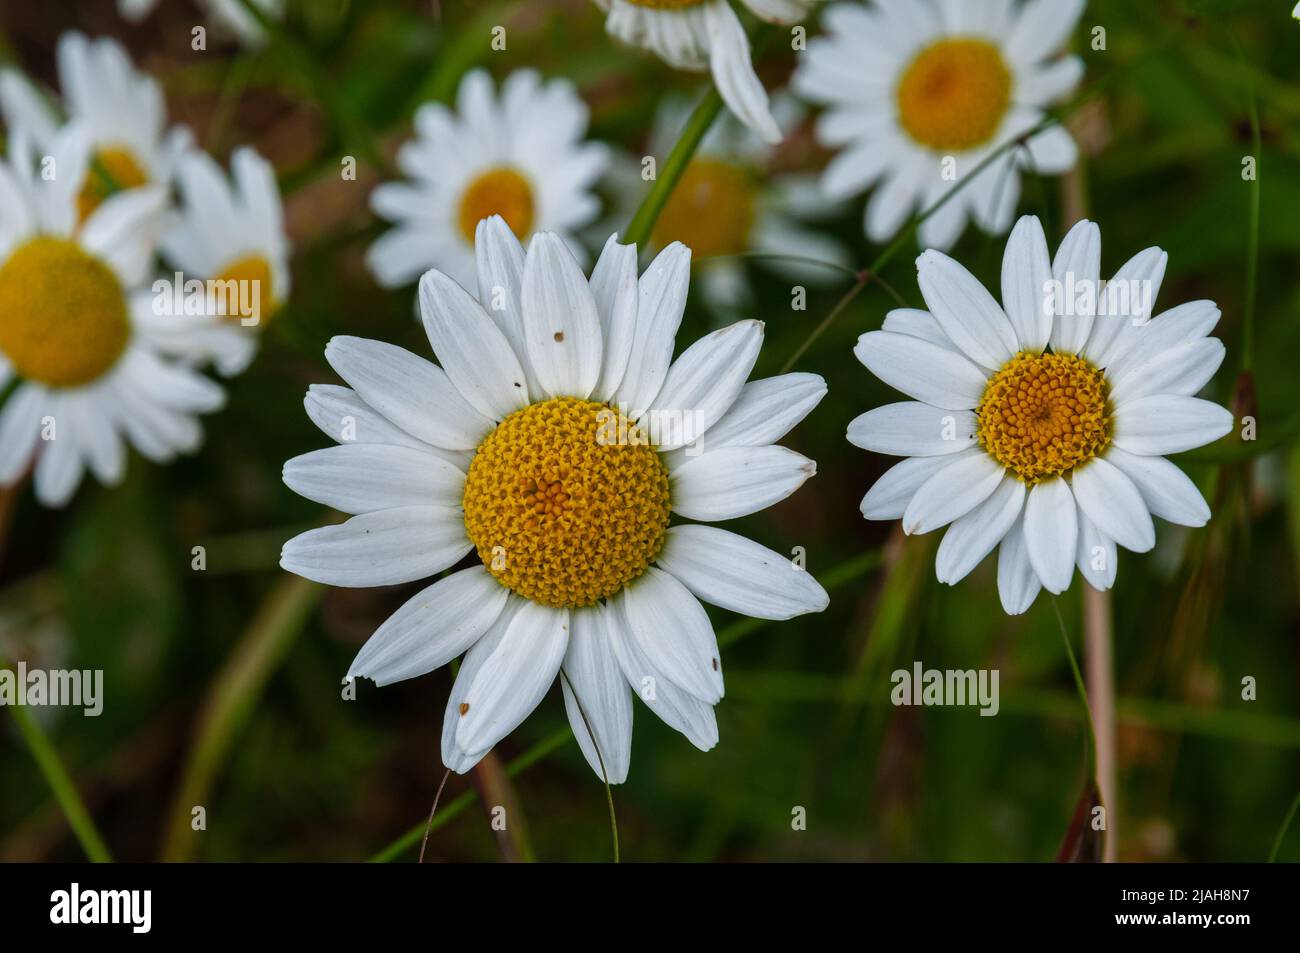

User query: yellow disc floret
[897,38,1012,152]
[457,167,535,244]
[0,237,130,388]
[462,398,671,608]
[211,254,276,326]
[652,158,757,259]
[78,146,149,222]
[976,351,1110,484]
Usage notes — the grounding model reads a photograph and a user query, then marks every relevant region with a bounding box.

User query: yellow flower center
[462,397,671,609]
[211,254,276,325]
[0,236,130,388]
[976,351,1110,484]
[457,167,535,245]
[896,38,1012,152]
[78,146,149,222]
[651,159,757,259]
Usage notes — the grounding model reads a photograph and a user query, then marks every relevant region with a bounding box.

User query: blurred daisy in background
[644,94,851,317]
[0,31,194,221]
[593,0,815,144]
[794,0,1084,249]
[117,0,284,47]
[141,147,291,377]
[367,69,608,292]
[284,216,828,780]
[849,215,1232,614]
[0,124,224,507]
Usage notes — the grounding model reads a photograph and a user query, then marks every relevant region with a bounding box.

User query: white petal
[1083,246,1167,367]
[859,452,976,520]
[1000,215,1053,353]
[1075,512,1117,591]
[670,445,815,521]
[589,233,639,401]
[453,600,570,759]
[304,384,439,453]
[675,372,825,461]
[935,476,1026,584]
[34,403,86,507]
[324,336,492,450]
[854,330,987,410]
[418,269,529,420]
[1111,396,1234,456]
[1022,478,1077,593]
[1005,0,1085,63]
[441,600,520,774]
[657,524,829,620]
[474,215,540,397]
[280,506,470,587]
[1104,446,1210,527]
[521,233,603,399]
[1048,219,1101,355]
[846,402,977,457]
[881,308,967,356]
[902,450,1005,535]
[1105,300,1221,379]
[618,566,723,705]
[1070,457,1155,553]
[997,514,1042,615]
[346,566,509,686]
[1107,338,1225,405]
[646,319,763,450]
[562,604,633,784]
[613,242,691,412]
[916,249,1018,369]
[283,443,465,514]
[705,0,782,144]
[0,384,45,483]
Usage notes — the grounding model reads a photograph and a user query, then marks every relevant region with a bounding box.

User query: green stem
[2,657,112,863]
[1268,788,1300,862]
[560,668,619,863]
[1238,44,1261,373]
[1051,598,1098,769]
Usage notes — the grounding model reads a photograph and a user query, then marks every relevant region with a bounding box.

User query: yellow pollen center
[896,38,1012,152]
[457,167,535,244]
[0,237,130,388]
[976,351,1111,484]
[652,159,757,259]
[462,398,671,609]
[78,146,149,222]
[212,254,276,326]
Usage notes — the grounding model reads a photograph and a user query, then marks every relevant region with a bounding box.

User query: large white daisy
[646,94,852,316]
[793,0,1085,249]
[0,124,224,508]
[594,0,816,144]
[367,69,608,293]
[140,147,291,377]
[0,32,193,220]
[283,217,829,780]
[849,216,1234,614]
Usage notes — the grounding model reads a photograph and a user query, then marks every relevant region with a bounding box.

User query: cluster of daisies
[0,32,289,506]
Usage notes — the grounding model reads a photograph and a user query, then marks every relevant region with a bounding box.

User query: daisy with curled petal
[593,0,817,145]
[848,215,1234,615]
[793,0,1085,250]
[367,69,608,293]
[138,147,291,377]
[645,94,852,315]
[282,216,829,780]
[0,32,194,222]
[0,123,224,508]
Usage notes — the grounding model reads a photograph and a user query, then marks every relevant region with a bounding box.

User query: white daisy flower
[118,0,284,48]
[141,147,291,377]
[793,0,1085,250]
[849,216,1234,615]
[0,124,224,508]
[645,94,852,316]
[367,69,608,293]
[593,0,816,144]
[283,217,829,780]
[0,32,194,220]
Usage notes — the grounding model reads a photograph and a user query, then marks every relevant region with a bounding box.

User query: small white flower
[141,147,291,377]
[367,69,608,292]
[118,0,284,47]
[283,218,829,780]
[0,124,224,508]
[849,216,1233,615]
[794,0,1085,249]
[0,32,194,211]
[593,0,817,144]
[645,95,852,316]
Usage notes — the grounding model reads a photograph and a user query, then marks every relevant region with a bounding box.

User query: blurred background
[0,0,1297,862]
